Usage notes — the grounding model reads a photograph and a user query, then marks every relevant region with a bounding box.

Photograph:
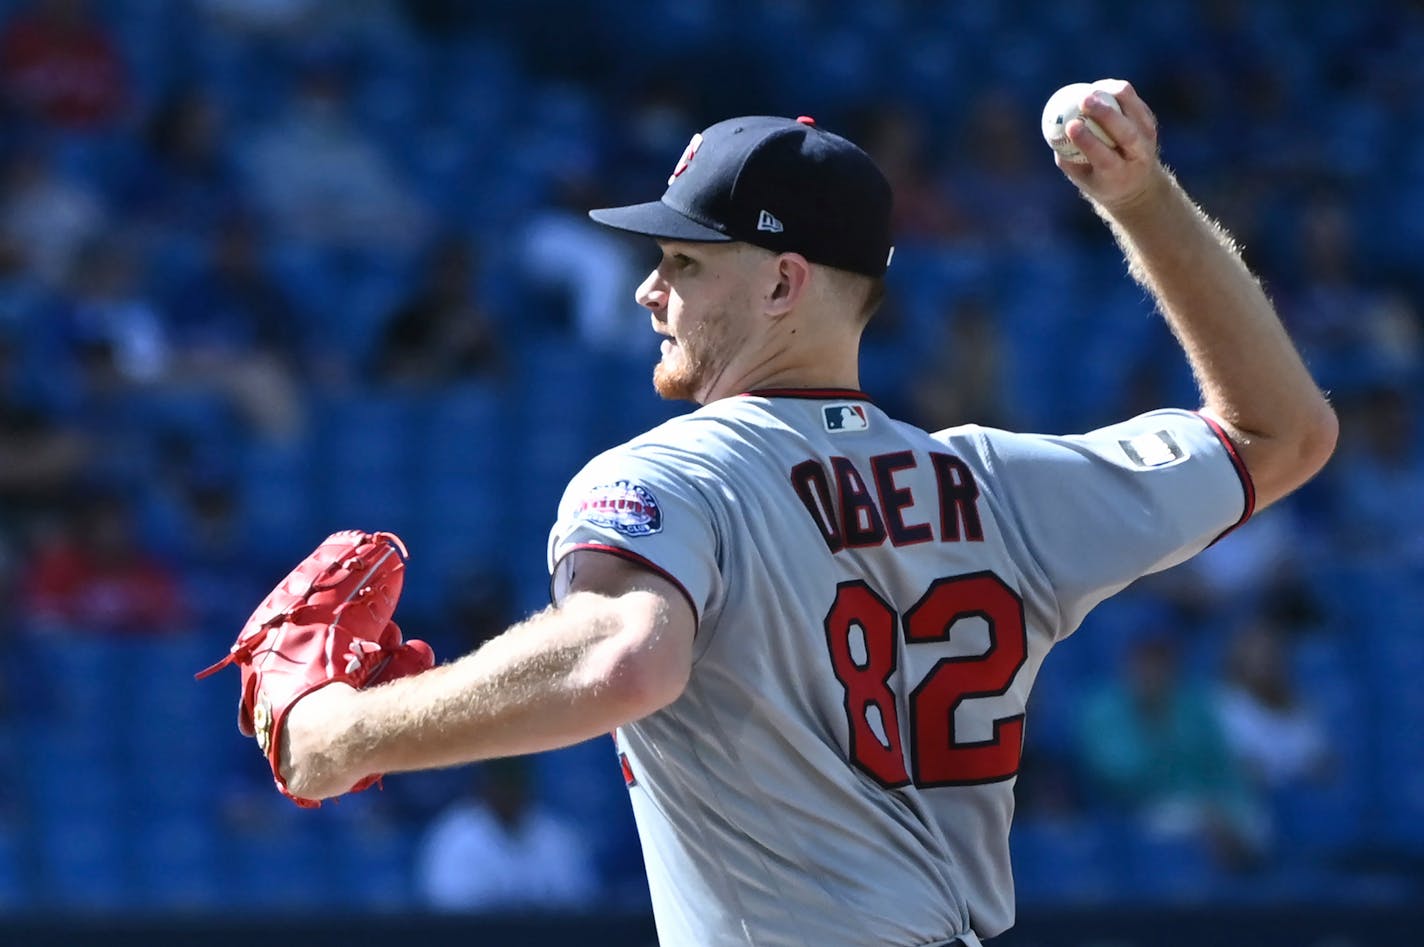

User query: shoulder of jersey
[933,420,989,440]
[588,408,742,469]
[627,400,789,445]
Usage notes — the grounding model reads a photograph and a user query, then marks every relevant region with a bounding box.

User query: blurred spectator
[1,144,106,287]
[1280,193,1422,391]
[164,215,305,440]
[136,427,265,632]
[57,225,303,442]
[397,0,486,38]
[62,233,170,386]
[0,332,89,517]
[856,104,966,244]
[128,86,239,233]
[1076,627,1266,869]
[1216,613,1332,793]
[1140,507,1305,624]
[194,0,329,38]
[0,0,127,129]
[374,234,505,387]
[168,215,300,361]
[197,0,406,47]
[17,489,189,635]
[1327,379,1424,568]
[907,295,1014,431]
[415,757,597,912]
[241,48,431,254]
[947,85,1076,252]
[517,172,646,352]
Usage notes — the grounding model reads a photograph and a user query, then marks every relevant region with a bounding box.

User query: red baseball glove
[197,530,434,807]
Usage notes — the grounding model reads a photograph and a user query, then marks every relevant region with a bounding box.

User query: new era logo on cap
[757,210,784,233]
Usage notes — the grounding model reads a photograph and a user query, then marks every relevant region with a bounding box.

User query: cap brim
[588,200,731,242]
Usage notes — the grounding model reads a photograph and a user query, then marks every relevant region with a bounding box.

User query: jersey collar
[739,387,873,401]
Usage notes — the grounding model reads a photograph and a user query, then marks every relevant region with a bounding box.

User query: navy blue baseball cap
[589,115,894,277]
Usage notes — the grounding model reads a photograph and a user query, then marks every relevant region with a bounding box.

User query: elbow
[565,582,695,725]
[1250,399,1339,507]
[1230,393,1338,506]
[606,641,690,719]
[1302,400,1339,477]
[1287,399,1338,486]
[592,595,693,721]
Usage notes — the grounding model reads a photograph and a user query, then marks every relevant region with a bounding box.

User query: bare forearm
[1100,172,1310,432]
[1096,171,1337,500]
[1056,81,1336,506]
[358,605,630,771]
[278,556,695,803]
[314,592,667,780]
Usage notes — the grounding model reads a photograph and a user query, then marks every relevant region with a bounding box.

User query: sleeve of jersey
[546,447,721,626]
[981,409,1254,633]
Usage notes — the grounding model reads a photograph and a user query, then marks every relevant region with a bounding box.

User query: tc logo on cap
[668,133,703,185]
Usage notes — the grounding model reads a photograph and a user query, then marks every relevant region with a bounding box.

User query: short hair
[857,276,886,325]
[821,265,885,326]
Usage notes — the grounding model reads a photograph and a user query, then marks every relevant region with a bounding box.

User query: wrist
[1095,165,1177,220]
[280,683,360,798]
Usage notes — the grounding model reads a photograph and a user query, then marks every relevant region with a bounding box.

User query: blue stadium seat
[422,384,510,476]
[25,730,124,819]
[0,823,30,910]
[534,741,640,883]
[323,468,420,538]
[240,478,321,554]
[235,436,320,548]
[34,815,130,910]
[311,393,423,471]
[308,393,423,532]
[416,469,512,575]
[330,826,417,912]
[1009,818,1115,905]
[128,813,223,910]
[220,822,340,907]
[1108,824,1218,902]
[17,636,130,726]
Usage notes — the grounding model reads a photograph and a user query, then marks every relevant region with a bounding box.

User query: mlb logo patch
[823,403,869,432]
[1120,430,1188,469]
[575,480,663,537]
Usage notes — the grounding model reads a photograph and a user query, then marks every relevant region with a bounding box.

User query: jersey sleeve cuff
[1194,412,1257,544]
[549,542,702,627]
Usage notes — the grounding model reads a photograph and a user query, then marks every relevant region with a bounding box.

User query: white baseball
[1041,82,1122,164]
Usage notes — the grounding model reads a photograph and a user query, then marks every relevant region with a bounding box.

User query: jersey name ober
[790,450,985,553]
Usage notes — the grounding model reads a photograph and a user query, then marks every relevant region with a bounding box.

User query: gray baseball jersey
[547,388,1252,946]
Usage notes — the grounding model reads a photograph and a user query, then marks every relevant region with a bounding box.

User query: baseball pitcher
[205,81,1335,945]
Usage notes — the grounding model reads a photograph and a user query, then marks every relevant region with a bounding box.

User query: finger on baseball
[1079,98,1150,162]
[1054,151,1093,182]
[1066,117,1122,166]
[1095,78,1158,139]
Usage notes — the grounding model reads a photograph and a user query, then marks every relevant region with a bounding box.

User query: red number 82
[823,572,1028,788]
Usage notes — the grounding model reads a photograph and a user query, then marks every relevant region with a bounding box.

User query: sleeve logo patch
[576,480,663,536]
[823,403,869,432]
[1120,430,1188,469]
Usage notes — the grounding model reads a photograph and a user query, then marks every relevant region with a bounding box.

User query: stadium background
[0,0,1420,943]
